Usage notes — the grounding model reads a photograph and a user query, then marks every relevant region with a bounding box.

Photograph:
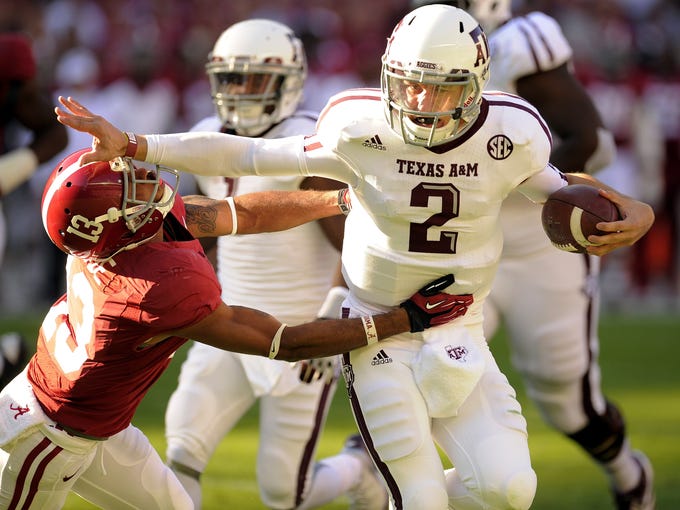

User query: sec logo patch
[487,135,513,160]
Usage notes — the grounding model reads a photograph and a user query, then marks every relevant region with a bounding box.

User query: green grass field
[2,311,678,509]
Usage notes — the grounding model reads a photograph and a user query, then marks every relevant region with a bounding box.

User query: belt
[56,423,108,441]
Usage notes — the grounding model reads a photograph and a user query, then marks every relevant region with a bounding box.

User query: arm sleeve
[517,163,569,204]
[146,132,356,185]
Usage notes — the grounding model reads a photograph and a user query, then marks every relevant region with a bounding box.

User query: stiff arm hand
[54,96,129,164]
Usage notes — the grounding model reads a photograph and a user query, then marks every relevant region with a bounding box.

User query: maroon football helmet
[41,148,179,261]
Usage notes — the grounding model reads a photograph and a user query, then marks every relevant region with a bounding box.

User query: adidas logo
[362,134,386,151]
[371,349,393,365]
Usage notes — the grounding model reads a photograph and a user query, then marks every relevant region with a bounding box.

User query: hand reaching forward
[54,96,128,165]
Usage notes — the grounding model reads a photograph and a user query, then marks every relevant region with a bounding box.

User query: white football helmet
[409,0,511,33]
[382,5,490,147]
[206,19,306,136]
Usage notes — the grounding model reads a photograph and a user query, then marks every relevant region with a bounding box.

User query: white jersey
[192,111,338,326]
[486,12,574,256]
[147,88,565,309]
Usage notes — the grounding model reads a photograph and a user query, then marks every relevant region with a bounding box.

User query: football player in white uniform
[162,19,386,510]
[55,5,654,509]
[410,1,655,508]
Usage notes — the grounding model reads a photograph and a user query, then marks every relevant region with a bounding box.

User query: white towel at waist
[0,368,48,447]
[412,326,485,418]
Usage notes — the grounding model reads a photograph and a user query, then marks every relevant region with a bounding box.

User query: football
[541,184,621,253]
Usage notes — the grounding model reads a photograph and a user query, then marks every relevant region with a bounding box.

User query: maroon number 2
[408,182,459,254]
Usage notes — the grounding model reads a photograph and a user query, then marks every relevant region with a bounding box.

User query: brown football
[541,184,621,253]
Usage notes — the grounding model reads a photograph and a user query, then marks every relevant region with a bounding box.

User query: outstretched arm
[183,189,349,237]
[168,274,472,361]
[56,95,354,185]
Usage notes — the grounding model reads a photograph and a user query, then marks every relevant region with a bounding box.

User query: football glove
[400,274,474,332]
[297,355,339,385]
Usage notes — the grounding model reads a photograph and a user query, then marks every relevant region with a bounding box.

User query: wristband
[225,196,238,235]
[124,132,138,159]
[337,188,351,215]
[360,316,378,345]
[268,324,287,359]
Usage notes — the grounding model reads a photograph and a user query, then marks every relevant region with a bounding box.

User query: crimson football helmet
[41,148,179,261]
[409,0,511,33]
[206,19,307,136]
[381,5,490,147]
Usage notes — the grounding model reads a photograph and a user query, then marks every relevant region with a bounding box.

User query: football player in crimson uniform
[0,33,67,389]
[410,1,656,508]
[54,6,654,509]
[163,19,386,510]
[0,149,461,509]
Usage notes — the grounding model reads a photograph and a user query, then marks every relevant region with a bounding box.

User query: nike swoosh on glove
[400,274,474,332]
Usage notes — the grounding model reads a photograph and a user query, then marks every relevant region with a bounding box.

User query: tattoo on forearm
[185,203,218,234]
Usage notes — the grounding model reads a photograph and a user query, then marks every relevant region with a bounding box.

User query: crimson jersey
[27,197,222,438]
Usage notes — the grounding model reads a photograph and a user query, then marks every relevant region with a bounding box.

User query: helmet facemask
[113,157,179,236]
[382,62,482,147]
[205,18,307,137]
[206,58,300,136]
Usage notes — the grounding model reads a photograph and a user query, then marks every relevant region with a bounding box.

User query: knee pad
[502,468,537,510]
[567,401,626,463]
[166,438,206,474]
[257,448,299,509]
[446,467,536,510]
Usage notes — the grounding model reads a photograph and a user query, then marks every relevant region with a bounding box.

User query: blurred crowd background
[1,0,678,315]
